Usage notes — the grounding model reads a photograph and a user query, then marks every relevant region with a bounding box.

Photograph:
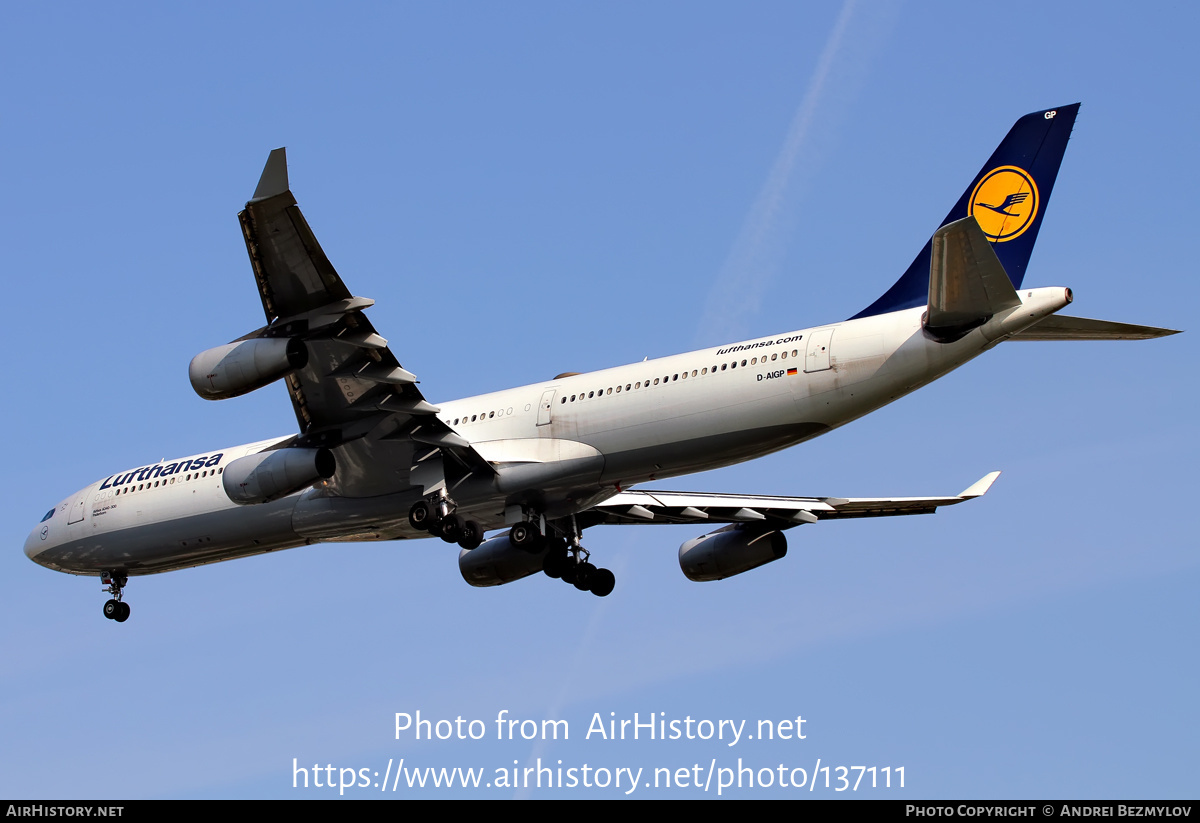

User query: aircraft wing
[578,472,1000,528]
[236,149,492,493]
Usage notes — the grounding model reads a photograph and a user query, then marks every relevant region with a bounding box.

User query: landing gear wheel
[408,500,433,532]
[439,514,464,544]
[560,559,578,585]
[573,562,597,592]
[542,540,569,579]
[100,571,130,623]
[457,520,484,550]
[509,521,544,553]
[589,568,616,597]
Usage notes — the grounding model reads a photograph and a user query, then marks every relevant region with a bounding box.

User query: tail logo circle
[969,166,1039,242]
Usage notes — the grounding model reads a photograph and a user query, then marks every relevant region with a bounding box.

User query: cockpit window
[40,508,55,523]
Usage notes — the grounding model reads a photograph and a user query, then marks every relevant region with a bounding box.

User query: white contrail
[697,0,869,344]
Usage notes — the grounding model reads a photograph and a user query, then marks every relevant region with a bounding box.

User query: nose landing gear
[101,572,130,622]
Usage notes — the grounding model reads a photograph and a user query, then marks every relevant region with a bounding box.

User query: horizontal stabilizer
[926,217,1020,340]
[1009,314,1181,341]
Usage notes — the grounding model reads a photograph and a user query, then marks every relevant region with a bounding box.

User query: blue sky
[2,1,1196,799]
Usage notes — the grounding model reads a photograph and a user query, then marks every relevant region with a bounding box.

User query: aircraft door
[804,328,834,373]
[537,389,556,426]
[67,494,88,525]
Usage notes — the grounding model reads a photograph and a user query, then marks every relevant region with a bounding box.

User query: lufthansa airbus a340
[26,104,1177,622]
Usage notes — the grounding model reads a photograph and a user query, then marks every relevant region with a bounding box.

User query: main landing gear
[101,572,130,623]
[409,496,484,551]
[509,516,616,597]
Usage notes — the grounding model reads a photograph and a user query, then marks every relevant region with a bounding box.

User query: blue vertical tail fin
[851,104,1080,320]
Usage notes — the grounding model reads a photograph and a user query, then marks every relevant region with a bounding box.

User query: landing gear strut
[101,572,130,622]
[409,496,483,550]
[539,519,615,597]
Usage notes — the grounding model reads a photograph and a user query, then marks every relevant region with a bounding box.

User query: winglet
[251,148,290,202]
[958,471,1001,499]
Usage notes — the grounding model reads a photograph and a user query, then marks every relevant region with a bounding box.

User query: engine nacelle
[189,338,308,400]
[222,447,335,505]
[458,536,546,587]
[678,526,787,582]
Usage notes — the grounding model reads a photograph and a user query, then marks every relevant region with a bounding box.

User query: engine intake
[189,338,308,400]
[222,447,335,505]
[678,526,787,582]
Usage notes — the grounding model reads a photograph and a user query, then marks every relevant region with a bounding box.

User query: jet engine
[189,338,308,400]
[222,447,335,505]
[458,536,546,587]
[678,526,787,582]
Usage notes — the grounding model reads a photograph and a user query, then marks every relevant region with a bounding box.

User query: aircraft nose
[25,520,51,563]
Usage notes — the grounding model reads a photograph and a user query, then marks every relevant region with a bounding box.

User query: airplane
[24,103,1178,622]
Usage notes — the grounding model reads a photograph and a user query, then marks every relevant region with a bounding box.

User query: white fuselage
[24,288,1070,578]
